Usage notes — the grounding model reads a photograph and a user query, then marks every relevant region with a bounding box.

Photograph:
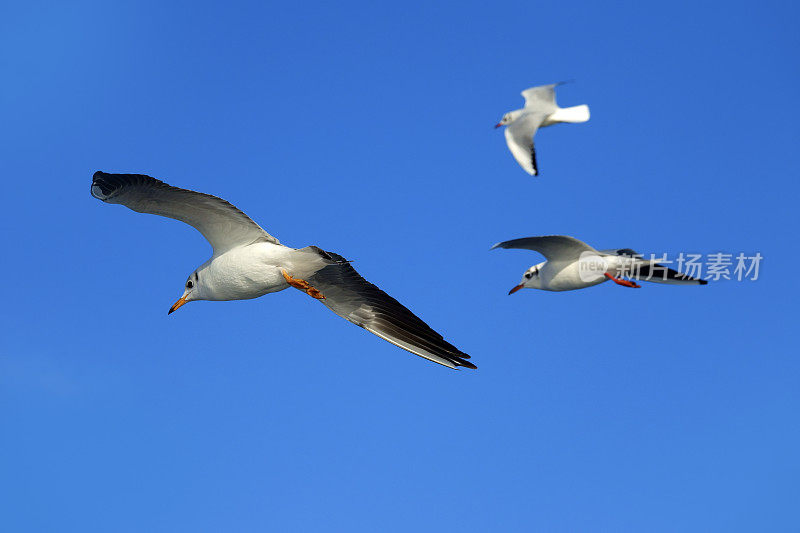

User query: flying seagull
[495,82,590,176]
[90,171,475,369]
[492,235,708,293]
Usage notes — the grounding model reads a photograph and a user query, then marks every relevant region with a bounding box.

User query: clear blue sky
[1,1,798,531]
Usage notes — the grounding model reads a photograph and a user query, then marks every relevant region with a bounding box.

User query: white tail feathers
[549,104,590,124]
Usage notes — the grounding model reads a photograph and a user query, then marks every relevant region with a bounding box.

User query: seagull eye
[186,280,194,289]
[525,272,532,279]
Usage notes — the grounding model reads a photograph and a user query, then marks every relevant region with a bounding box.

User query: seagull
[495,82,590,176]
[491,235,708,293]
[90,171,475,370]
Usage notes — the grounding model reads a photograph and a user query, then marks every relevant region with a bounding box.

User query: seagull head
[508,264,542,294]
[494,112,512,129]
[168,271,203,314]
[494,110,522,129]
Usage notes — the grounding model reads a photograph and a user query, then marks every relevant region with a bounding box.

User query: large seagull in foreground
[90,171,475,369]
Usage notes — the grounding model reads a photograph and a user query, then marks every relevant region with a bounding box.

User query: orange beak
[168,296,188,315]
[508,284,524,295]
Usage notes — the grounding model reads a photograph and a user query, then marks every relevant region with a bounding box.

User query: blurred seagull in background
[90,171,475,370]
[495,82,590,176]
[492,235,708,293]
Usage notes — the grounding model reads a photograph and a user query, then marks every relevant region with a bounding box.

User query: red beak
[508,284,524,295]
[168,296,188,314]
[494,123,503,129]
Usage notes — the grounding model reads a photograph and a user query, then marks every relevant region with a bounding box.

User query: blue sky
[1,1,798,531]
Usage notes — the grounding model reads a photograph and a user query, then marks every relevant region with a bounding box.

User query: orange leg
[281,269,325,299]
[604,272,641,288]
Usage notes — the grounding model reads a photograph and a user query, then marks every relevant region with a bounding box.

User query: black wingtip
[91,171,156,200]
[90,171,117,200]
[457,359,477,370]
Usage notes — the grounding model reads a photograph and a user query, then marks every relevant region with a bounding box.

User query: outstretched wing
[504,113,545,175]
[491,235,598,262]
[632,261,708,285]
[304,251,475,370]
[599,248,708,285]
[521,83,560,110]
[90,171,279,255]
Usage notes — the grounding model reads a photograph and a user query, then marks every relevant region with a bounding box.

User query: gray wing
[520,83,560,112]
[504,113,545,175]
[91,171,279,255]
[305,251,475,370]
[491,235,598,261]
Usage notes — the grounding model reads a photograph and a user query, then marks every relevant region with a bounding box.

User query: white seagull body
[91,172,475,370]
[491,235,708,293]
[495,83,590,176]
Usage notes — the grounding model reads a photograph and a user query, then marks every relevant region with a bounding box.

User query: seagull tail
[550,104,590,124]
